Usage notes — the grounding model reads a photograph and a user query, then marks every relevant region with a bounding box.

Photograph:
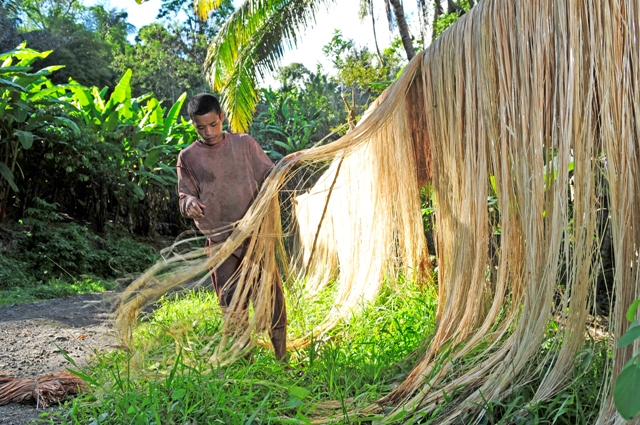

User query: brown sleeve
[247,136,274,186]
[176,152,198,216]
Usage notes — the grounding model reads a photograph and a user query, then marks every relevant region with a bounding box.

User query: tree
[0,0,20,52]
[251,63,346,159]
[84,5,135,56]
[387,0,415,59]
[8,0,128,89]
[18,0,84,31]
[198,0,426,133]
[432,0,472,40]
[112,0,233,110]
[113,24,206,107]
[251,34,404,159]
[277,62,311,91]
[358,0,415,62]
[157,0,233,65]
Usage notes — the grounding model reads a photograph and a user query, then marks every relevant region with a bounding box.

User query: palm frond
[193,0,225,21]
[204,0,335,132]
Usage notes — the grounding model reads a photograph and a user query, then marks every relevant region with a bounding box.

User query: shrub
[102,233,158,276]
[17,198,159,281]
[0,254,35,290]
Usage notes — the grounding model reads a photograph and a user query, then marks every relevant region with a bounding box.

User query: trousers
[205,239,287,331]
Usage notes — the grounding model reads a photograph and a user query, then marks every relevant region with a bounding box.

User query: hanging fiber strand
[114,0,640,422]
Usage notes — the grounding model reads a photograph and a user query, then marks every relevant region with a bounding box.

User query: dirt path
[0,293,116,425]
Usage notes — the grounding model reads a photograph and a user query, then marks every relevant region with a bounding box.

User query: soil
[0,293,116,425]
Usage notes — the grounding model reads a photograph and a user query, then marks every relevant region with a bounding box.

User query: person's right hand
[184,196,206,219]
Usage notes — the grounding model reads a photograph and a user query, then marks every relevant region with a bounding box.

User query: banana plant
[0,43,80,222]
[44,69,196,200]
[58,67,196,233]
[253,87,323,159]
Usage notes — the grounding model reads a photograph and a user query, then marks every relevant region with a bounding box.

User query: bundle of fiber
[0,372,86,408]
[113,0,640,423]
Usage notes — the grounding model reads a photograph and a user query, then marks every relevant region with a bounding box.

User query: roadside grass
[0,277,116,306]
[47,278,609,425]
[57,279,438,424]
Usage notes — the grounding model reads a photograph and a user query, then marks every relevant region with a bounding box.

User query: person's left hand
[285,151,304,160]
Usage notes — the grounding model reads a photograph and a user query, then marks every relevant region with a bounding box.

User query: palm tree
[358,0,415,65]
[197,0,421,132]
[387,0,415,59]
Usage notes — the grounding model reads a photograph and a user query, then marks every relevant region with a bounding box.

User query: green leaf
[171,389,186,401]
[10,106,30,123]
[274,140,294,152]
[53,117,81,136]
[0,66,31,73]
[132,184,145,200]
[103,110,120,133]
[0,46,51,64]
[0,161,19,192]
[65,368,99,387]
[619,321,640,348]
[146,98,163,126]
[137,170,172,186]
[106,69,132,113]
[284,397,304,409]
[288,386,310,400]
[163,92,187,139]
[116,98,133,120]
[129,132,147,148]
[15,130,34,149]
[12,74,42,89]
[627,300,640,322]
[143,150,162,168]
[31,98,74,108]
[92,86,106,112]
[0,77,26,91]
[31,65,65,75]
[614,358,640,420]
[68,85,93,108]
[489,175,498,196]
[156,163,178,179]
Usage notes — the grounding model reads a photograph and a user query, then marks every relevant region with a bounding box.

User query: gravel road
[0,293,116,425]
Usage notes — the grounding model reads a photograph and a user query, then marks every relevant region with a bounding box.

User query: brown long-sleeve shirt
[176,133,273,241]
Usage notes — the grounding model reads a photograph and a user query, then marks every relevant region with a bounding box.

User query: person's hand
[285,151,304,160]
[184,195,206,219]
[284,150,305,170]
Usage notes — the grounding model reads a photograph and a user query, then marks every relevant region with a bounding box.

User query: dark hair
[188,94,222,120]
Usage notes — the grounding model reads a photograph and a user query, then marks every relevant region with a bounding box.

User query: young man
[176,93,287,360]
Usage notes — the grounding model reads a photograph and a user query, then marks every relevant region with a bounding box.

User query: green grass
[51,280,438,424]
[0,277,116,306]
[468,338,609,425]
[29,278,610,425]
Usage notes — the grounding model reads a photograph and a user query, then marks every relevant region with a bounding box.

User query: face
[192,111,225,145]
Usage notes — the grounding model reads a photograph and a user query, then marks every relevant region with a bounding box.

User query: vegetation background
[0,0,449,300]
[1,0,636,423]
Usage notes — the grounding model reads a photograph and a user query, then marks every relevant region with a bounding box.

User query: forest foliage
[1,0,639,422]
[0,0,411,288]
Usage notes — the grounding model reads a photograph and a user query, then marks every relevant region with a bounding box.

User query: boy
[176,93,287,360]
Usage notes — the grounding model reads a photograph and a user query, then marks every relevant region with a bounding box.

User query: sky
[85,0,421,87]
